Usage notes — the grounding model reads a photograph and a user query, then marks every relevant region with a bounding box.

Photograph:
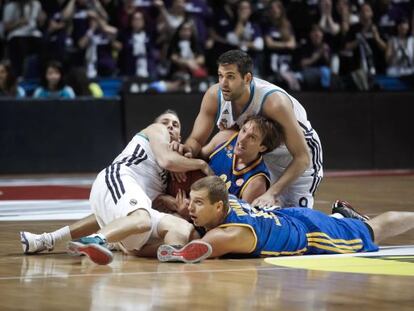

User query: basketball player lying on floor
[157,176,414,263]
[20,110,215,264]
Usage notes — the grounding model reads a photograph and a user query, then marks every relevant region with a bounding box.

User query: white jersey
[215,77,323,207]
[104,133,168,203]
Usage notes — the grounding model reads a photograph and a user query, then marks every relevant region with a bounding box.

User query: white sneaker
[20,231,54,254]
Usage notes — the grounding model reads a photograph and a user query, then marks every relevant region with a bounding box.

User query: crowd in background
[0,0,413,98]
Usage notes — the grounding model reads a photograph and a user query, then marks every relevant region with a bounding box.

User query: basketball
[167,170,206,197]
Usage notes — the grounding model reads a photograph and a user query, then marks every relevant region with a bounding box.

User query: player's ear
[259,144,267,153]
[216,200,224,212]
[244,72,252,84]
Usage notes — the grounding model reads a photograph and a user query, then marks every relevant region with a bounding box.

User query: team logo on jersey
[236,178,244,187]
[226,145,233,158]
[129,199,138,206]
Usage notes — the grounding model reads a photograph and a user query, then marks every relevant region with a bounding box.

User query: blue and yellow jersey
[220,197,379,257]
[209,133,270,198]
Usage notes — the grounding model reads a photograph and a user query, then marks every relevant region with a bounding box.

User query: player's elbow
[299,150,311,171]
[157,157,175,171]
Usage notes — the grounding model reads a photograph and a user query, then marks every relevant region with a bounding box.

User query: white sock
[330,213,344,219]
[50,226,72,245]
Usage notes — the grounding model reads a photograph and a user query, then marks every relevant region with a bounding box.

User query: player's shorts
[264,131,323,208]
[90,170,166,251]
[278,208,379,254]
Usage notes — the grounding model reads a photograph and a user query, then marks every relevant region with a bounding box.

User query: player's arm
[259,93,310,200]
[185,85,220,157]
[240,175,269,204]
[144,124,212,175]
[199,129,236,160]
[200,226,255,258]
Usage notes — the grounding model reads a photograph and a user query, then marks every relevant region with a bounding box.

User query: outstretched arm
[200,226,256,258]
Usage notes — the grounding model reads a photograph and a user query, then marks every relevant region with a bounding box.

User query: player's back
[220,198,308,257]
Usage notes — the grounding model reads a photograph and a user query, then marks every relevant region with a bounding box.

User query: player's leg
[20,214,99,254]
[68,175,155,264]
[366,211,414,243]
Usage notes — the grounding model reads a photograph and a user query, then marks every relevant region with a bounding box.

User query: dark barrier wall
[124,92,414,170]
[0,99,124,174]
[123,93,204,141]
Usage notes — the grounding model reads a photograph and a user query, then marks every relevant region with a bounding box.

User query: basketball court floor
[0,173,413,310]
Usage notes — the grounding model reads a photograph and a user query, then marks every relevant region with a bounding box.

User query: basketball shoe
[20,231,54,254]
[157,240,212,263]
[67,235,113,265]
[332,200,370,222]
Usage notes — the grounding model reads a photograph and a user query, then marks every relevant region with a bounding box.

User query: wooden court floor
[0,175,413,311]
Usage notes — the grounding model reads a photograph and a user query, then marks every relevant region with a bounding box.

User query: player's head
[217,50,253,101]
[235,115,283,158]
[188,176,229,230]
[154,110,181,142]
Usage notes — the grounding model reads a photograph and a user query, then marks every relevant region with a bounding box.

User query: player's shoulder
[204,83,220,99]
[142,123,168,138]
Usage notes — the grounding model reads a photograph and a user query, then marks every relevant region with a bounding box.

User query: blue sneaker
[67,235,113,265]
[157,241,212,263]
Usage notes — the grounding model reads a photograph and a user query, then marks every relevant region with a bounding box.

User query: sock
[50,226,72,246]
[92,233,107,243]
[331,213,344,219]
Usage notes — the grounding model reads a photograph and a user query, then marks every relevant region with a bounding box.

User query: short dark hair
[154,109,179,122]
[217,50,253,77]
[191,176,229,210]
[243,115,284,153]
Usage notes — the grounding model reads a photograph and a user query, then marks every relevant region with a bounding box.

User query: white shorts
[264,131,323,208]
[90,170,166,251]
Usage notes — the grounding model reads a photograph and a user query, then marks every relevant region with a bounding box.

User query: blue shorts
[278,208,379,255]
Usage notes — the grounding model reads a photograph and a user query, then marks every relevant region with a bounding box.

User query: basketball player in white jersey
[20,110,213,264]
[174,50,323,208]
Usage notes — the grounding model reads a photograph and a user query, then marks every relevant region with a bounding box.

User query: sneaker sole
[67,241,113,265]
[157,241,212,264]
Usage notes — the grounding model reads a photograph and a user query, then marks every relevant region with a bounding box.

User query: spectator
[386,18,414,84]
[116,10,156,78]
[40,0,68,66]
[319,0,340,37]
[3,0,45,78]
[263,0,297,89]
[62,0,109,67]
[78,11,118,78]
[297,25,332,90]
[33,61,75,98]
[167,19,207,78]
[0,59,25,97]
[226,0,264,75]
[342,3,387,90]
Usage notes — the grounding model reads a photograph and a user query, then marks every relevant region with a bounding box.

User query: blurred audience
[33,61,75,98]
[0,0,411,93]
[0,59,25,97]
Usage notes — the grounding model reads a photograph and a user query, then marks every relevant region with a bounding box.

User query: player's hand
[200,162,215,176]
[170,171,187,183]
[176,189,190,220]
[252,192,278,208]
[169,141,193,158]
